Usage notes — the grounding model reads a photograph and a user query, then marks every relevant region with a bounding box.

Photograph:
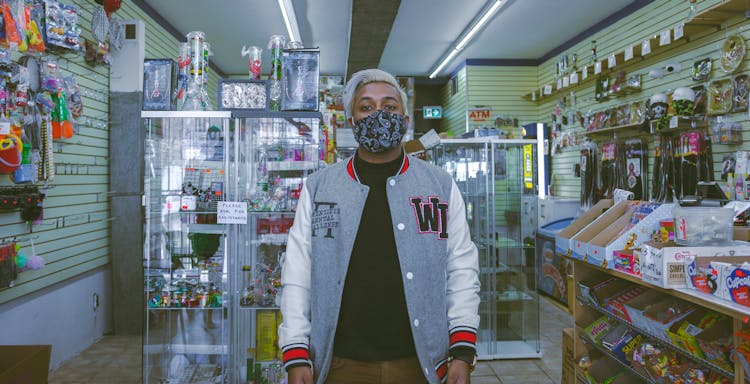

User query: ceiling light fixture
[278,0,301,43]
[429,0,507,79]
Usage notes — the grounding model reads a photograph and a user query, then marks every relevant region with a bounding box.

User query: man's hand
[287,366,314,384]
[446,359,471,384]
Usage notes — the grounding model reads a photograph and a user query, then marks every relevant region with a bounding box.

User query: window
[450,75,458,96]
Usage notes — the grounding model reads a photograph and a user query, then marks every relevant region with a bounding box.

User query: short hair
[343,68,409,119]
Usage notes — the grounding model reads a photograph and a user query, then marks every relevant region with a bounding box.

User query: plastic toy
[50,89,72,139]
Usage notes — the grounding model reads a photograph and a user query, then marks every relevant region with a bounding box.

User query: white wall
[0,266,113,370]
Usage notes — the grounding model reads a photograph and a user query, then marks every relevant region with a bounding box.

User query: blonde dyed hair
[343,68,408,119]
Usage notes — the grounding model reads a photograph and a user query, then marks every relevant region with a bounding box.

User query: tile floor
[48,296,572,384]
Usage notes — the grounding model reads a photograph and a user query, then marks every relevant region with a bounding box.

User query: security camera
[664,63,682,74]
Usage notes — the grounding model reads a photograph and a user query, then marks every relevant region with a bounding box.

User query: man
[279,68,480,384]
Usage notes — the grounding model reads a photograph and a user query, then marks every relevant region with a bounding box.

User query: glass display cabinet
[431,138,541,359]
[142,111,234,384]
[142,110,322,384]
[231,111,322,384]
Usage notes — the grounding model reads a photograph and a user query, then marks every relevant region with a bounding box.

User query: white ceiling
[140,0,646,78]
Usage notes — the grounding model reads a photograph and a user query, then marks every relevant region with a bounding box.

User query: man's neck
[356,145,403,164]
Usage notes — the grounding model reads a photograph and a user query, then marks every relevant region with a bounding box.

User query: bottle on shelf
[252,148,270,210]
[241,265,255,306]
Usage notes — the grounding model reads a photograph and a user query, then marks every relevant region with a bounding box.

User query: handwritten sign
[217,201,248,224]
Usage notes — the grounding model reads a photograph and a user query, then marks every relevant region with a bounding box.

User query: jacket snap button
[397,223,405,230]
[389,179,396,186]
[406,272,413,280]
[413,319,419,327]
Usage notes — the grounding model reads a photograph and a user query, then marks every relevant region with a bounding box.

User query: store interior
[1,0,750,383]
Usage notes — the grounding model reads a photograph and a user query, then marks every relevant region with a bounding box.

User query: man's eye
[359,105,372,111]
[384,105,396,110]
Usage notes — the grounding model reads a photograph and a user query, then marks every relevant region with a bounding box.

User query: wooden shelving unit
[567,255,750,383]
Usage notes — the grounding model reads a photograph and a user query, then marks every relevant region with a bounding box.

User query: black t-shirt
[333,151,417,361]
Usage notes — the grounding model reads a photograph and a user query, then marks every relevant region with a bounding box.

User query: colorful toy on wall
[672,87,695,116]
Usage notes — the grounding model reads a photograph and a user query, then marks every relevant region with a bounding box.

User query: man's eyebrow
[357,96,399,102]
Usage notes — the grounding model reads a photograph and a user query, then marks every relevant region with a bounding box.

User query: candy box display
[613,249,640,277]
[583,315,612,343]
[599,324,641,363]
[695,317,734,371]
[606,285,648,323]
[622,290,694,339]
[685,254,750,305]
[585,202,673,269]
[578,276,630,308]
[666,309,723,358]
[555,199,613,255]
[642,241,750,289]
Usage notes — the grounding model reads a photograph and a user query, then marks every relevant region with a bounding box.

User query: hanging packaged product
[651,135,675,203]
[50,89,72,139]
[43,0,81,51]
[0,132,21,173]
[241,45,263,80]
[733,74,749,112]
[598,141,618,200]
[622,138,647,200]
[579,139,599,210]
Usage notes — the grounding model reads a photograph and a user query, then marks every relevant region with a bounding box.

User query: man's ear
[405,115,410,127]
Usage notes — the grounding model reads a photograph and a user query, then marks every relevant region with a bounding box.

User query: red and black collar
[346,149,409,183]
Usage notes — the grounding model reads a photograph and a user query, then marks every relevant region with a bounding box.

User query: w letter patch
[409,196,448,239]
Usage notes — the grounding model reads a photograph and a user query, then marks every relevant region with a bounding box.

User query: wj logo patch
[311,202,339,238]
[409,196,448,239]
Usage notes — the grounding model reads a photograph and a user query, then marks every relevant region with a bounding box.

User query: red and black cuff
[449,326,477,363]
[281,343,312,372]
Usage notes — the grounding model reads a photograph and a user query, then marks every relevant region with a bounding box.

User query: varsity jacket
[278,153,480,384]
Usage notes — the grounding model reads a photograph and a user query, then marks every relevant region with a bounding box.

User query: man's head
[343,68,409,122]
[342,69,410,155]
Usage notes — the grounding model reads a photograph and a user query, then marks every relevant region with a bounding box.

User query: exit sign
[423,106,442,119]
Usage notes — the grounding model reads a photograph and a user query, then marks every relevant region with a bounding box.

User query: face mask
[352,109,406,153]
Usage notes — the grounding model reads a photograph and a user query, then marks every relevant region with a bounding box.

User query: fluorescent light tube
[456,0,503,50]
[278,0,300,43]
[429,48,460,79]
[429,0,506,78]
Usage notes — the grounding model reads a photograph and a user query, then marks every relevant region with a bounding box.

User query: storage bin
[673,206,733,245]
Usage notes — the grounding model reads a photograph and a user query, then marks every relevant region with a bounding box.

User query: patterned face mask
[352,110,407,153]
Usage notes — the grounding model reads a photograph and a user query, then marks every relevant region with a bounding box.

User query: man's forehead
[355,82,399,100]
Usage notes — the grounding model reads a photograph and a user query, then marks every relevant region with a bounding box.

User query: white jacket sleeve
[278,184,313,370]
[445,180,481,351]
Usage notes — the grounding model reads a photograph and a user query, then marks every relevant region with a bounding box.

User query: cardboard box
[623,292,694,339]
[585,202,674,269]
[696,317,734,371]
[613,249,640,277]
[734,227,750,241]
[643,241,750,289]
[0,345,51,384]
[666,310,711,358]
[685,254,750,306]
[555,199,613,255]
[606,285,648,322]
[569,200,629,261]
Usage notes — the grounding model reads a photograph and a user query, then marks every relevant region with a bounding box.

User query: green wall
[443,0,749,201]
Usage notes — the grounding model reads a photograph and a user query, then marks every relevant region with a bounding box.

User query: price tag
[717,115,723,123]
[570,71,579,84]
[594,61,602,74]
[582,65,588,80]
[562,76,570,87]
[217,201,248,224]
[642,39,652,55]
[0,121,9,135]
[556,79,562,90]
[531,90,536,101]
[674,23,684,40]
[660,30,671,46]
[624,46,634,61]
[544,85,552,95]
[608,54,616,69]
[669,116,679,128]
